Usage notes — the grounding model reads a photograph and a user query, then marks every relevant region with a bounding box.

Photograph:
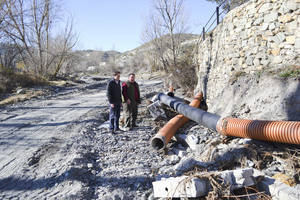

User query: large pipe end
[151,134,166,150]
[166,92,174,97]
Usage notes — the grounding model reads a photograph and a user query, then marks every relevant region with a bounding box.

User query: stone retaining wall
[195,0,299,120]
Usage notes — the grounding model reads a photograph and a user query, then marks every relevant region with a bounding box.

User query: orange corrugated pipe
[216,117,300,144]
[151,92,203,150]
[156,93,300,146]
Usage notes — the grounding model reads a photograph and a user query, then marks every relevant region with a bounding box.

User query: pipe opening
[166,92,174,97]
[151,137,165,150]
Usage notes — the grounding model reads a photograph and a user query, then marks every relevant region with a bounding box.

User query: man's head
[114,71,120,81]
[128,73,135,83]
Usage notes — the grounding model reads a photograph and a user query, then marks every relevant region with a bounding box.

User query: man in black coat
[106,71,122,133]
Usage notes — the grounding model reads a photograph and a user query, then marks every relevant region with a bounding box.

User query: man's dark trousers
[123,101,138,128]
[109,103,121,131]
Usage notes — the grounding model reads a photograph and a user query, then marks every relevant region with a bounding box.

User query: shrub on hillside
[168,47,198,95]
[169,63,198,96]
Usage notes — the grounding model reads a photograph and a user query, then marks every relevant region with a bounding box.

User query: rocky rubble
[72,80,299,199]
[144,91,300,199]
[0,76,299,199]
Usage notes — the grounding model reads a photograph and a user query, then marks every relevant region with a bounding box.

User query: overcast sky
[62,0,217,52]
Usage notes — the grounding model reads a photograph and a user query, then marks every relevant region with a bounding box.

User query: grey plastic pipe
[157,93,221,131]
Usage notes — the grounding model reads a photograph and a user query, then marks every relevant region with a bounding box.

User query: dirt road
[0,76,165,199]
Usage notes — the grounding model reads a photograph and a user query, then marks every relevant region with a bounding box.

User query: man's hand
[111,104,114,108]
[127,99,131,104]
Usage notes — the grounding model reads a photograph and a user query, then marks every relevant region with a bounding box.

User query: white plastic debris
[152,176,207,198]
[147,100,167,120]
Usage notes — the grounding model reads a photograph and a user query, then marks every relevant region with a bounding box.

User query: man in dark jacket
[122,73,141,130]
[106,71,122,133]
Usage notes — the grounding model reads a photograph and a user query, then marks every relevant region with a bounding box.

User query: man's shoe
[110,130,115,134]
[124,127,132,131]
[132,124,138,127]
[115,128,123,132]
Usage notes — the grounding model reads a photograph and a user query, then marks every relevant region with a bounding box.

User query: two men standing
[106,72,141,133]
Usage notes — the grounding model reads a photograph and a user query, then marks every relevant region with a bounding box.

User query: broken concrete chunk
[258,176,300,200]
[167,155,180,164]
[171,147,186,156]
[186,135,199,150]
[178,150,187,158]
[87,163,93,168]
[173,157,197,174]
[173,157,207,175]
[219,168,255,190]
[232,168,255,189]
[174,134,202,152]
[152,176,207,198]
[153,168,257,198]
[50,169,58,174]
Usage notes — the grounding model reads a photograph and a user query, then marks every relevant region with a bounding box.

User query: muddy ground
[0,75,299,199]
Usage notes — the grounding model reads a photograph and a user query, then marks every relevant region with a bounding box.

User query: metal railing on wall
[202,0,230,41]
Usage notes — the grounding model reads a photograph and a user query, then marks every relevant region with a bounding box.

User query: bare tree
[142,0,189,73]
[3,0,42,73]
[0,0,26,70]
[2,0,76,77]
[0,1,12,45]
[0,42,21,69]
[0,0,10,28]
[0,0,7,31]
[50,20,77,77]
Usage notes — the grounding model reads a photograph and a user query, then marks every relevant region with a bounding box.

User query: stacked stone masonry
[195,0,299,119]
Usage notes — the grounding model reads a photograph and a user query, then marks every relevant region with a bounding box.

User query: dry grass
[49,80,69,87]
[139,70,166,81]
[0,69,74,106]
[0,90,45,106]
[0,69,47,95]
[272,173,297,187]
[0,78,76,106]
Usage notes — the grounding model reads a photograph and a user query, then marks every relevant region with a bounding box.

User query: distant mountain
[114,33,200,72]
[72,33,200,74]
[71,50,121,73]
[74,49,121,63]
